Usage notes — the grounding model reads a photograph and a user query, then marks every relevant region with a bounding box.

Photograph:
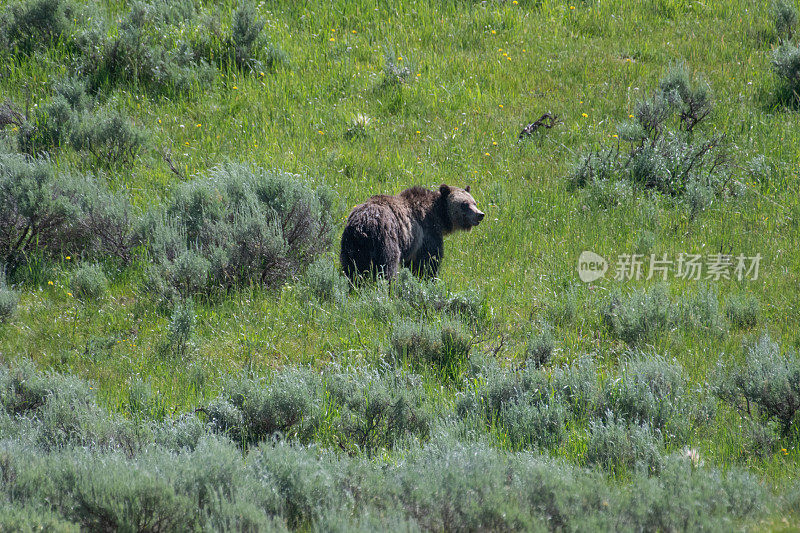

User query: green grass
[2,0,800,528]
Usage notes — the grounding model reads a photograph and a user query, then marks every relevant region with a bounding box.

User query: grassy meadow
[1,0,800,529]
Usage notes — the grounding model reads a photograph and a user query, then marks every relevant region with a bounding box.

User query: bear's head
[440,184,484,232]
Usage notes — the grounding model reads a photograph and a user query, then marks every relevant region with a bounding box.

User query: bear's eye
[461,203,470,211]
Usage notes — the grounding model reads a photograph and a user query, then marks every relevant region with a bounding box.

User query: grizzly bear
[340,184,484,281]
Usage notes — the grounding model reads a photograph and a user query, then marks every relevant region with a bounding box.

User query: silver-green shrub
[305,257,349,305]
[725,292,760,329]
[0,270,18,322]
[0,151,137,269]
[68,262,108,301]
[586,414,664,475]
[713,333,800,435]
[144,163,335,298]
[389,317,472,374]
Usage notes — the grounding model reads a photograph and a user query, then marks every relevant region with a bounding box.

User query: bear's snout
[476,211,485,222]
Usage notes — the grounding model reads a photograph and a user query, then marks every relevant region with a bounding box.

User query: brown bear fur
[340,184,484,281]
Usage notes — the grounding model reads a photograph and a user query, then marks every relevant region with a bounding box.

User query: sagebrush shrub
[600,285,675,343]
[713,333,800,435]
[0,359,142,451]
[0,270,19,322]
[77,2,213,95]
[167,299,196,358]
[566,146,618,189]
[144,163,335,298]
[525,321,554,368]
[206,369,324,445]
[68,262,108,301]
[679,285,727,334]
[193,3,287,74]
[327,369,431,455]
[568,64,733,206]
[305,257,348,305]
[549,355,602,417]
[0,0,75,54]
[772,0,799,41]
[389,317,472,373]
[0,152,136,270]
[725,292,760,329]
[601,353,695,442]
[545,284,579,325]
[658,62,713,134]
[586,414,664,475]
[0,355,772,533]
[771,41,800,103]
[585,179,633,209]
[17,78,145,165]
[502,399,569,450]
[393,268,488,326]
[71,108,145,167]
[0,501,79,532]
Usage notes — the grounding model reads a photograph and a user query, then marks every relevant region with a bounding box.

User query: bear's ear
[439,184,451,197]
[464,185,471,193]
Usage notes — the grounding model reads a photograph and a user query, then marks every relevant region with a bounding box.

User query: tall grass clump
[143,163,335,299]
[525,320,555,368]
[713,333,800,435]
